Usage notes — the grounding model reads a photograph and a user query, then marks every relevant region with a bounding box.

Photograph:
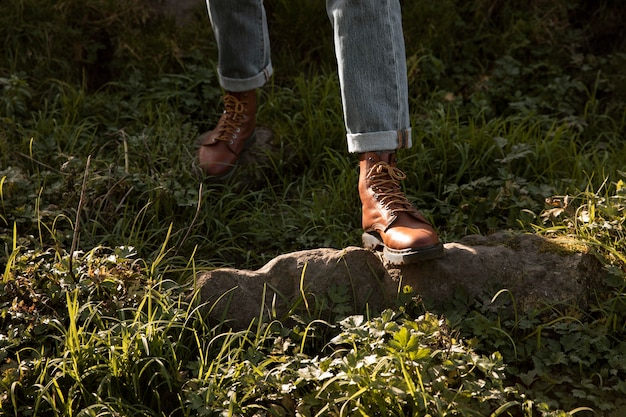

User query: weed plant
[1,0,625,415]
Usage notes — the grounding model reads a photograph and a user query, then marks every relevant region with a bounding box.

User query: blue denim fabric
[205,0,411,153]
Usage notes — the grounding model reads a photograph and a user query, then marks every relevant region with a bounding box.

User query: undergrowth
[1,0,625,415]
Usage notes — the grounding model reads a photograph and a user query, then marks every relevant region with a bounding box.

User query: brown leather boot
[359,152,444,264]
[197,90,257,176]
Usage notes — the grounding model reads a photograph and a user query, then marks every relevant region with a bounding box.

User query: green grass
[1,0,626,415]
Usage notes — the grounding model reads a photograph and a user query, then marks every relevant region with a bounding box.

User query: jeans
[206,0,411,153]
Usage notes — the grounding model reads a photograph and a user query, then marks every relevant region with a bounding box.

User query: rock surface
[191,233,601,329]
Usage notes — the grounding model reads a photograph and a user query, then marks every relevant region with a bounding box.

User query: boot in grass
[359,151,444,264]
[197,90,257,176]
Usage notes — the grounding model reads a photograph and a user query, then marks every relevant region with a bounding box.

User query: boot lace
[214,94,247,142]
[368,161,415,213]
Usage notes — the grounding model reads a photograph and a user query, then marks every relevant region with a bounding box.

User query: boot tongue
[358,151,396,164]
[376,152,395,165]
[366,156,422,228]
[224,95,246,115]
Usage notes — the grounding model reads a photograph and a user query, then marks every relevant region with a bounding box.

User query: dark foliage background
[1,1,626,416]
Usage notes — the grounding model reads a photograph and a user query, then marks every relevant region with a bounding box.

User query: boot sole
[362,232,444,265]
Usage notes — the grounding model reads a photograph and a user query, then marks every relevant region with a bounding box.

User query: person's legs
[327,0,444,264]
[198,0,272,176]
[206,0,272,92]
[200,0,442,263]
[326,0,410,153]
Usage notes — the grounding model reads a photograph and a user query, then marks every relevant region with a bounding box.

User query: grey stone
[191,246,392,329]
[191,233,601,329]
[391,233,600,310]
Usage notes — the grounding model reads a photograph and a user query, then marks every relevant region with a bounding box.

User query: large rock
[191,233,601,329]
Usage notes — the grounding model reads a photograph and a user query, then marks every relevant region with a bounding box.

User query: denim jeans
[206,0,411,153]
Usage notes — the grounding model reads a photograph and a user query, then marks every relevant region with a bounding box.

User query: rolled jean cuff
[218,63,273,92]
[346,128,412,153]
